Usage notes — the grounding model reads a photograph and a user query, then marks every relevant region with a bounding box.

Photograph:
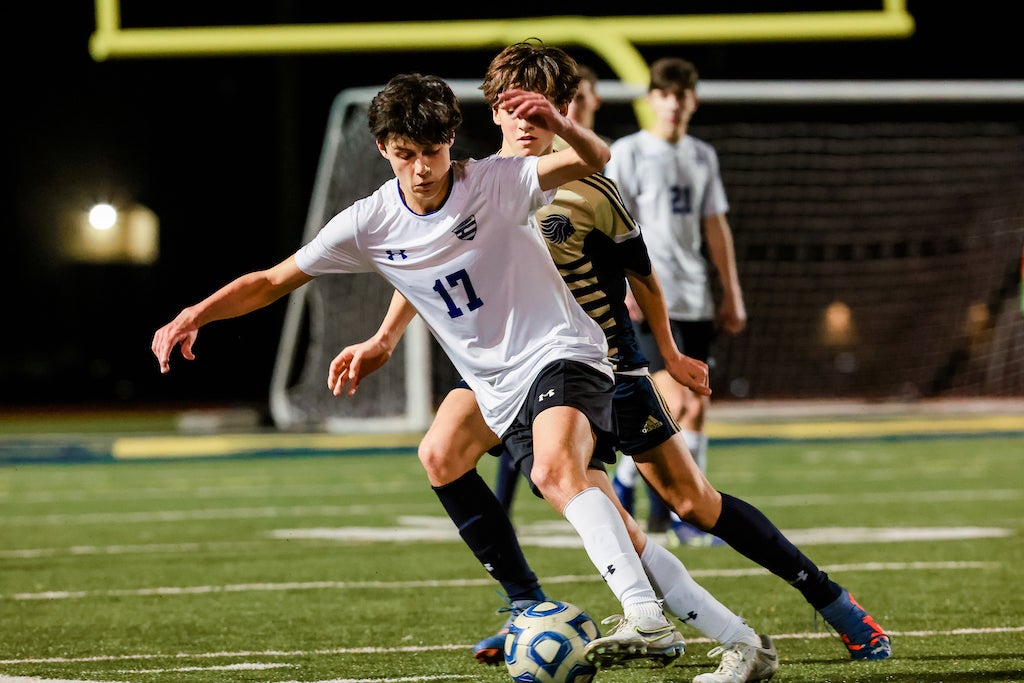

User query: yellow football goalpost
[89,0,915,127]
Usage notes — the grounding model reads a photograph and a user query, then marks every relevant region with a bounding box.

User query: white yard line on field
[1,506,374,526]
[1,560,999,601]
[1,512,1014,558]
[2,627,1022,667]
[0,677,129,683]
[114,662,292,673]
[0,677,472,683]
[3,487,1018,527]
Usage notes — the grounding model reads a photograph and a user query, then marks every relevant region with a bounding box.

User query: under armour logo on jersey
[451,216,477,240]
[790,570,809,585]
[641,415,664,434]
[386,249,407,260]
[601,564,616,581]
[539,213,575,244]
[538,389,556,402]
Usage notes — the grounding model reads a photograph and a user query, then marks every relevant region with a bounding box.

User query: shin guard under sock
[711,492,840,609]
[433,469,544,602]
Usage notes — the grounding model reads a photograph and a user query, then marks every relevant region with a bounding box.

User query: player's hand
[624,290,644,324]
[716,294,747,336]
[498,89,566,133]
[664,352,712,397]
[151,313,199,374]
[328,337,393,396]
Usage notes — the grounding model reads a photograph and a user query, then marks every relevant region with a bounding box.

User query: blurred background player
[605,56,747,545]
[567,63,602,132]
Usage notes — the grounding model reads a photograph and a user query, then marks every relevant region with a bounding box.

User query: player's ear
[492,107,501,125]
[376,139,388,158]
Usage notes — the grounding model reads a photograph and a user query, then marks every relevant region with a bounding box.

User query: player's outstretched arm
[626,270,711,397]
[152,257,313,374]
[328,290,417,396]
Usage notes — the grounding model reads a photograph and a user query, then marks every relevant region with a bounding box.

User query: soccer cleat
[584,612,685,667]
[819,589,892,660]
[670,519,726,548]
[692,634,780,683]
[472,598,541,665]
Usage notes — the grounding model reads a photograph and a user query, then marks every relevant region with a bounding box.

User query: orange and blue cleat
[819,589,892,660]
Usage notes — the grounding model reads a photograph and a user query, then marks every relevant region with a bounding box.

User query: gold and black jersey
[534,173,653,372]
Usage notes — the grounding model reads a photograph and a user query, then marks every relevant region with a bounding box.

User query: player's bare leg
[526,407,683,668]
[420,387,548,665]
[418,387,497,486]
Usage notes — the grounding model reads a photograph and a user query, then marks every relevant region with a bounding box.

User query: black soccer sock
[433,469,545,603]
[711,492,842,609]
[493,448,520,515]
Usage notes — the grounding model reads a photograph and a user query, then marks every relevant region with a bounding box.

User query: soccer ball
[503,600,600,683]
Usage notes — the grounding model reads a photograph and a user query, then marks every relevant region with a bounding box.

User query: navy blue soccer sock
[711,491,841,609]
[433,469,544,603]
[492,448,520,514]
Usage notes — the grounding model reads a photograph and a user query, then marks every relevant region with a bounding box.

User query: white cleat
[584,613,686,667]
[693,634,780,683]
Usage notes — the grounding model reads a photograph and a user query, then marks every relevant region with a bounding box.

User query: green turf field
[1,434,1022,682]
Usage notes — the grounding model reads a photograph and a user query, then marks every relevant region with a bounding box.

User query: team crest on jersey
[539,213,575,244]
[451,216,477,240]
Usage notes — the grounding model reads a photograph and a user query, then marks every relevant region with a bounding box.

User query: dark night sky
[5,2,1020,412]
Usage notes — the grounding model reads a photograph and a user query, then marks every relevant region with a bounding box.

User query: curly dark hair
[367,73,462,145]
[479,40,581,109]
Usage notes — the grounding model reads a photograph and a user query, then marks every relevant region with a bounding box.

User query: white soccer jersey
[294,154,612,436]
[605,130,729,321]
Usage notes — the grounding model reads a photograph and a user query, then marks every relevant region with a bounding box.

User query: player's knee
[417,437,460,482]
[527,460,583,509]
[416,440,444,478]
[526,460,558,496]
[678,485,721,528]
[418,435,483,484]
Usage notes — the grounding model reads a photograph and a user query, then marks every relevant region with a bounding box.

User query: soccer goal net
[270,79,1024,433]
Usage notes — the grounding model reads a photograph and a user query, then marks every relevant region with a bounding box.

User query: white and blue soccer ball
[503,600,600,683]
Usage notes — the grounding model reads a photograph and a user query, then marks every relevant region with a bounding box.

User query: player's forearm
[704,217,743,299]
[627,272,680,360]
[555,118,611,172]
[373,290,418,353]
[185,271,291,328]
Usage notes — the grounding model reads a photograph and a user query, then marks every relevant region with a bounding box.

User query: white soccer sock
[640,539,759,647]
[563,487,660,615]
[682,429,708,473]
[614,454,638,487]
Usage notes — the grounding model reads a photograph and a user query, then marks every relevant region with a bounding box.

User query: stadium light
[63,200,160,265]
[88,202,118,231]
[821,301,856,348]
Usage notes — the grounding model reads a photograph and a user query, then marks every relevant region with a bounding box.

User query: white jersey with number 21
[606,130,729,321]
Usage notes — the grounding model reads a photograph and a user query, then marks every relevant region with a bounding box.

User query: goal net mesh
[271,80,1024,432]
